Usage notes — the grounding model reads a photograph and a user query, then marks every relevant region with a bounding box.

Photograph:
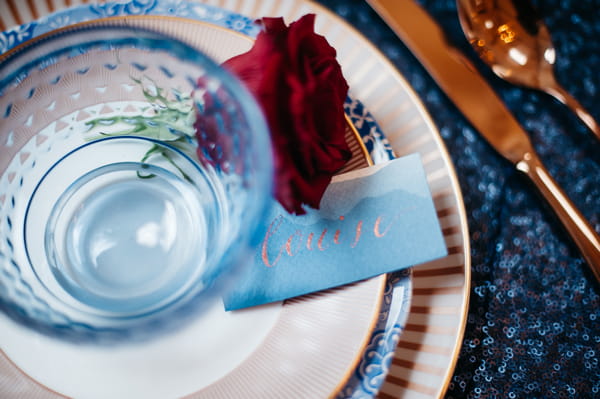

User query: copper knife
[366,0,600,281]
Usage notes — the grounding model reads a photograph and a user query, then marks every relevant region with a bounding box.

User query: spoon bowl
[456,0,600,140]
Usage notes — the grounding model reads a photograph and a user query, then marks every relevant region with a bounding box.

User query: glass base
[24,137,224,316]
[47,162,207,313]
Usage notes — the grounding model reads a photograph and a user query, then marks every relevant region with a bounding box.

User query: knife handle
[516,151,600,282]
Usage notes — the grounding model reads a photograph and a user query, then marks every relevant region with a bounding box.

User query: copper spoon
[456,0,600,141]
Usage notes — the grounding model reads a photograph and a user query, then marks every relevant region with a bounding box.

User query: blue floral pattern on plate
[337,269,412,399]
[0,2,410,397]
[0,1,260,52]
[345,97,396,162]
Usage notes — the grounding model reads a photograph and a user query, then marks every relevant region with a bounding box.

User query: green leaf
[83,75,199,182]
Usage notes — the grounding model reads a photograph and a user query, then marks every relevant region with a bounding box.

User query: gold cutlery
[366,0,600,281]
[455,0,600,141]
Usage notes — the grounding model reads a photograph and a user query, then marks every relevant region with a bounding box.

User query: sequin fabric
[315,0,600,397]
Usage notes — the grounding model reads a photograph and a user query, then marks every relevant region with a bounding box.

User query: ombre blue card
[224,153,447,310]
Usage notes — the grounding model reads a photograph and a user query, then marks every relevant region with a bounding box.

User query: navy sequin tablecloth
[315,0,600,397]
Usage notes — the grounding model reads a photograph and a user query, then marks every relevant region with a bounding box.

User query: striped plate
[0,1,470,398]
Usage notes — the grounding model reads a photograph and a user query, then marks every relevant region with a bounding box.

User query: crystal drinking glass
[0,24,273,342]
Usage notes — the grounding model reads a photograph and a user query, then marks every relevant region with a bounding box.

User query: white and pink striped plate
[0,1,470,398]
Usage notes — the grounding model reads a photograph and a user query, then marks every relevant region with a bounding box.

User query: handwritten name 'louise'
[260,208,414,268]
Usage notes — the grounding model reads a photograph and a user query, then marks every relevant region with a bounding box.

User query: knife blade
[366,0,600,281]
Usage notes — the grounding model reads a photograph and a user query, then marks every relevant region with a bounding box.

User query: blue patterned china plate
[0,2,412,399]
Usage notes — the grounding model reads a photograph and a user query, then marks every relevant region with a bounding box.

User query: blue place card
[224,153,447,310]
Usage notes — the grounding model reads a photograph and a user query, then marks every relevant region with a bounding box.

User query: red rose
[222,14,352,214]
